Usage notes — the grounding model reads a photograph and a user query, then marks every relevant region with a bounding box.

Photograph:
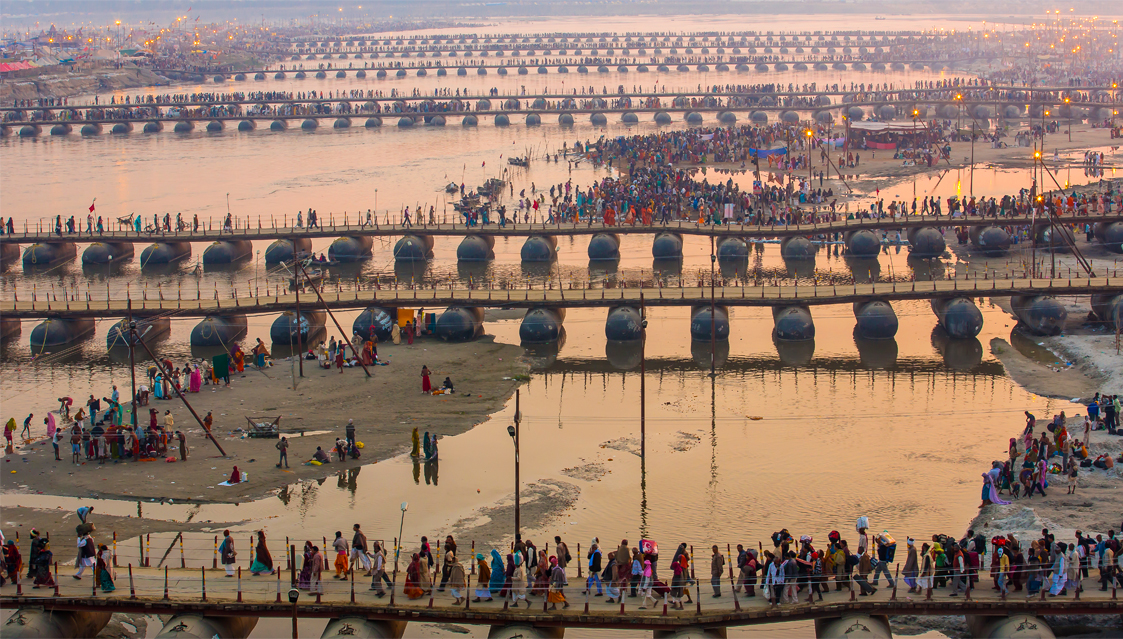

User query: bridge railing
[5,277,1122,314]
[5,207,1121,242]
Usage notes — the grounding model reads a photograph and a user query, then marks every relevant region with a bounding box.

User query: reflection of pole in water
[639,294,648,539]
[709,372,718,488]
[639,452,648,540]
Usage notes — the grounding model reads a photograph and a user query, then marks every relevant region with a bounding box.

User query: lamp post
[1064,96,1072,142]
[806,128,813,186]
[390,502,407,605]
[507,389,521,539]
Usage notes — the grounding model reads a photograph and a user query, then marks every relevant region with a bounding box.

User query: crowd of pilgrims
[448,122,1121,230]
[7,516,1120,606]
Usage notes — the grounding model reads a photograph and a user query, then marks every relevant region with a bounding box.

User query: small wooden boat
[290,267,325,289]
[508,156,529,167]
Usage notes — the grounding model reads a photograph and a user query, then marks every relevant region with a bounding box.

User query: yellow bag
[356,442,364,449]
[310,460,322,466]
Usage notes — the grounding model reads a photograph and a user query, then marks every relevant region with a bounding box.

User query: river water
[0,15,1092,609]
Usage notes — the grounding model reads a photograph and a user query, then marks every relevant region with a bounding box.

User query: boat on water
[508,156,530,167]
[290,267,325,289]
[444,182,460,194]
[477,177,506,196]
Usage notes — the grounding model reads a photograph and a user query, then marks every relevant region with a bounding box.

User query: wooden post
[53,562,60,597]
[890,564,900,601]
[180,535,186,568]
[276,568,282,603]
[201,566,207,601]
[214,535,219,570]
[129,564,136,599]
[164,566,169,600]
[662,591,668,616]
[145,534,151,567]
[237,567,243,602]
[286,537,291,570]
[113,532,118,567]
[577,543,582,577]
[350,564,355,604]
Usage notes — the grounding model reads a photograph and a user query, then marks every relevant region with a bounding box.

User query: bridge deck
[4,279,1120,319]
[4,213,1120,245]
[0,565,1115,629]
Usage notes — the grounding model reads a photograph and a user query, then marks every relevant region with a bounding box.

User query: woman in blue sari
[488,549,505,596]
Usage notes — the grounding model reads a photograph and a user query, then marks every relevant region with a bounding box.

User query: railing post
[201,565,207,601]
[129,564,136,599]
[164,566,169,600]
[237,566,243,602]
[53,562,60,597]
[890,564,899,601]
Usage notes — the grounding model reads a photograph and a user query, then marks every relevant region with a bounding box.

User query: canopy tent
[847,120,932,150]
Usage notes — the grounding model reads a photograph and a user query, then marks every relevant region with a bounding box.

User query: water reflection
[845,256,882,284]
[588,260,619,281]
[394,261,429,284]
[605,339,642,370]
[719,257,749,280]
[690,339,729,370]
[783,257,816,280]
[651,258,683,281]
[930,326,984,371]
[908,255,946,282]
[81,262,126,279]
[854,336,899,370]
[456,261,490,284]
[520,262,554,280]
[523,332,566,370]
[774,338,816,366]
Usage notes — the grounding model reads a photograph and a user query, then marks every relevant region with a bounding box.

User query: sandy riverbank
[0,67,169,104]
[0,337,529,508]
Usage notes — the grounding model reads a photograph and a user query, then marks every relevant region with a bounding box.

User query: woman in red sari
[421,366,432,393]
[232,345,245,373]
[404,553,424,599]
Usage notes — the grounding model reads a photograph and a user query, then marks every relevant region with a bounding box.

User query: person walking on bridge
[710,545,725,597]
[332,531,349,579]
[350,524,371,574]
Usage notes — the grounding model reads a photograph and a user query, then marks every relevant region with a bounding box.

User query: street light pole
[390,502,408,605]
[709,236,716,378]
[507,389,521,539]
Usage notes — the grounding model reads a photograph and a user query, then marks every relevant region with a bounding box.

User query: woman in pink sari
[188,366,203,393]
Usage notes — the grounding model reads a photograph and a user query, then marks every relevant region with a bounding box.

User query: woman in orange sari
[232,347,245,373]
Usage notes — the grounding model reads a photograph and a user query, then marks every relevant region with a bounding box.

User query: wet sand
[0,338,528,506]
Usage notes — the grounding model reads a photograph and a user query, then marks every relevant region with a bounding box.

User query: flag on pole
[89,198,96,213]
